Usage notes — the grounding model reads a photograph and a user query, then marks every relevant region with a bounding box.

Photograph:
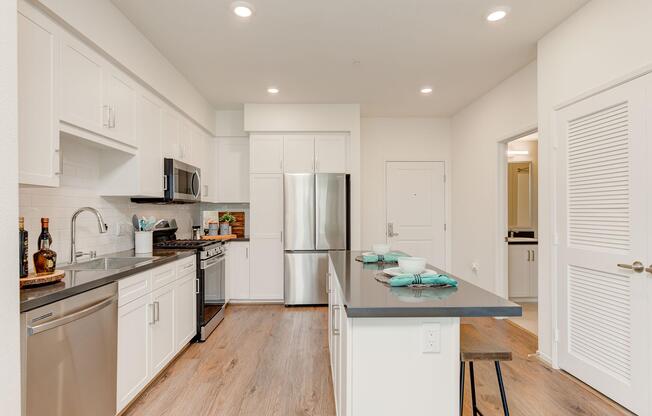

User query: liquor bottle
[19,217,28,278]
[33,218,57,275]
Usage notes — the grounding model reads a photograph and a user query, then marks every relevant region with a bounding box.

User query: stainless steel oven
[198,245,225,341]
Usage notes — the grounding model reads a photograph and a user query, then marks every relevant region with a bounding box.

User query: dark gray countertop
[330,251,522,318]
[228,237,249,242]
[20,249,195,313]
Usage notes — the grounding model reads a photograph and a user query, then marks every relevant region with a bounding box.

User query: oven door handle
[201,255,225,270]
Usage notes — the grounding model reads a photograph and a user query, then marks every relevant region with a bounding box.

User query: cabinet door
[178,120,193,164]
[18,7,60,187]
[250,174,283,238]
[250,237,284,300]
[60,34,105,133]
[202,137,217,202]
[283,135,315,173]
[508,245,531,298]
[227,242,250,300]
[217,137,250,202]
[337,295,348,416]
[136,93,163,197]
[174,273,197,352]
[250,135,284,173]
[529,246,538,298]
[117,294,151,413]
[161,109,181,159]
[190,128,205,169]
[104,69,136,147]
[149,283,175,376]
[315,134,347,173]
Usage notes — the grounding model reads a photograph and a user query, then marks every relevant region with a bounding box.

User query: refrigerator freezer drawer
[284,252,328,305]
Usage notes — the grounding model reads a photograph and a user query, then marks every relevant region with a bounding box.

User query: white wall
[35,0,216,134]
[450,62,537,292]
[20,139,197,268]
[0,0,21,413]
[244,104,362,250]
[360,117,452,267]
[215,110,246,137]
[537,0,652,364]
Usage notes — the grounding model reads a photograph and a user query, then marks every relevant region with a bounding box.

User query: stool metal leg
[494,361,510,416]
[460,361,465,416]
[469,362,481,416]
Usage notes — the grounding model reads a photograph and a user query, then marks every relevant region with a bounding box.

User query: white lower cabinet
[149,283,176,376]
[117,257,197,414]
[116,291,150,412]
[508,244,538,299]
[249,238,284,300]
[174,272,198,350]
[226,242,250,301]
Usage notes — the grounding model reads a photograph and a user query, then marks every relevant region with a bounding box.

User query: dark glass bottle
[19,217,29,278]
[33,218,57,275]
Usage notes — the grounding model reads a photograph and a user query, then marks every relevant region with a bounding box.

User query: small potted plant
[218,212,236,235]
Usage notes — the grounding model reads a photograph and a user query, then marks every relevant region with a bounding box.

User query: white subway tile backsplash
[20,139,200,269]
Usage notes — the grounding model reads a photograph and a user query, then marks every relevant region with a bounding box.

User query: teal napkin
[389,273,458,288]
[362,251,402,263]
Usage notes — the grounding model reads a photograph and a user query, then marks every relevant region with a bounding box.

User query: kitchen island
[327,251,521,416]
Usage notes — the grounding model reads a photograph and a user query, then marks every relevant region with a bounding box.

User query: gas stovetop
[154,239,216,249]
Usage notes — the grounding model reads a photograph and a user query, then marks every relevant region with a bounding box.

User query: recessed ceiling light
[420,87,433,94]
[267,87,279,94]
[486,7,510,22]
[232,1,254,18]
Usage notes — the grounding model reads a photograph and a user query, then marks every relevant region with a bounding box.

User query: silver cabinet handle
[103,105,110,128]
[54,148,62,175]
[154,301,160,322]
[111,105,116,128]
[149,303,156,325]
[527,250,531,262]
[195,279,200,294]
[27,295,116,336]
[531,250,535,262]
[387,222,399,237]
[332,305,340,336]
[617,261,645,273]
[245,247,249,258]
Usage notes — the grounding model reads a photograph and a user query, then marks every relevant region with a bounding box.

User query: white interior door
[385,161,446,269]
[556,75,649,415]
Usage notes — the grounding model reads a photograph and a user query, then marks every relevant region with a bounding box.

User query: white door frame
[384,160,451,271]
[496,127,537,299]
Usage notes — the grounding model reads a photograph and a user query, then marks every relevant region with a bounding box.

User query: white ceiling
[112,0,588,117]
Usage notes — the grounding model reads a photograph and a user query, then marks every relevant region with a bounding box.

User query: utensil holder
[135,231,153,254]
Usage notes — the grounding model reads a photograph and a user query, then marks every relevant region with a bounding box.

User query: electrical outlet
[113,222,130,237]
[421,323,441,353]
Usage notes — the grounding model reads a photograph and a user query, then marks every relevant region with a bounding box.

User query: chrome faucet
[70,207,108,263]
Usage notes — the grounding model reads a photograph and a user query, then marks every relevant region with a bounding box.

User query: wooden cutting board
[20,270,66,288]
[218,211,246,238]
[201,234,237,241]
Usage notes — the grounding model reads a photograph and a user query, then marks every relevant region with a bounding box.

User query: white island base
[328,262,460,416]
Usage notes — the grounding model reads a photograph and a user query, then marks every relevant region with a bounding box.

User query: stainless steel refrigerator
[284,173,349,305]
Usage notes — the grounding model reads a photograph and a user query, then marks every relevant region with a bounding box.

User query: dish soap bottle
[19,217,28,278]
[33,217,57,275]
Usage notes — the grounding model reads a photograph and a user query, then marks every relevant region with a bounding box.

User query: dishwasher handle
[27,295,117,336]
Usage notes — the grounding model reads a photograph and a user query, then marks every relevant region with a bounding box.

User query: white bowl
[398,257,426,274]
[372,243,391,255]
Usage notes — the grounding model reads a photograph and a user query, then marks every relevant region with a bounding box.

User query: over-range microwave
[132,158,201,204]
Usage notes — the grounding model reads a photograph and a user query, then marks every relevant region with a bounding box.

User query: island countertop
[329,251,522,318]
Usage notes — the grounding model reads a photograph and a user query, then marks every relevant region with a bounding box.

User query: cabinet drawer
[118,271,152,307]
[152,263,177,290]
[176,256,196,277]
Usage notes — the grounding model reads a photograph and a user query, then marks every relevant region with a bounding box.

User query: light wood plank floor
[124,305,631,416]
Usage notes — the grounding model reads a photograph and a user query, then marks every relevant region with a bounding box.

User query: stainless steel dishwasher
[22,283,118,416]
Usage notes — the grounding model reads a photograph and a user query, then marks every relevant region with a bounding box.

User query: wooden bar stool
[460,324,512,416]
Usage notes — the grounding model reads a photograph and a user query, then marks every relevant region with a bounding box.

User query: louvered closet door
[556,75,649,415]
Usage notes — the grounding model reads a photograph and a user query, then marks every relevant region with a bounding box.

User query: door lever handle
[617,261,645,273]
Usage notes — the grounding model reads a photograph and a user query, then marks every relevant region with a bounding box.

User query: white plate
[383,267,439,277]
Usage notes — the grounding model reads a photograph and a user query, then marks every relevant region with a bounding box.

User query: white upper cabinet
[202,137,218,203]
[161,109,181,159]
[136,93,164,197]
[217,137,250,203]
[250,174,284,238]
[283,135,315,173]
[17,3,60,187]
[190,127,205,170]
[60,33,104,135]
[315,134,347,173]
[250,134,284,173]
[104,69,136,147]
[178,120,193,164]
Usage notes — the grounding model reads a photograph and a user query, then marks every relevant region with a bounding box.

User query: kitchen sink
[61,256,158,271]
